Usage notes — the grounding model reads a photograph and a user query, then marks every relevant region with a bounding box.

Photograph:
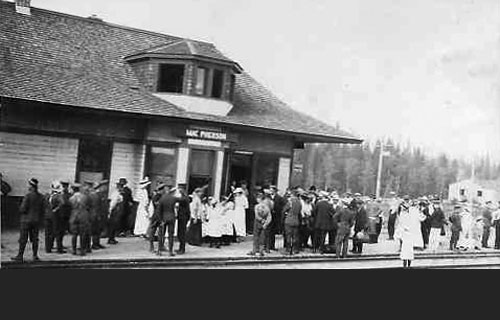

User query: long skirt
[233,207,247,237]
[187,220,203,246]
[400,232,414,261]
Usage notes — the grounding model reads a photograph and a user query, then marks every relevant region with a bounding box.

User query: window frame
[157,63,186,94]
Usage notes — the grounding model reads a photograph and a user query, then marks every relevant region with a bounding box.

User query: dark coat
[354,206,368,232]
[19,189,46,224]
[449,212,462,232]
[313,199,334,230]
[333,207,355,236]
[272,194,286,228]
[429,207,446,229]
[177,193,191,221]
[283,196,301,227]
[157,192,178,222]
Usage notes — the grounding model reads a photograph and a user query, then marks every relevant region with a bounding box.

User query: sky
[31,0,500,163]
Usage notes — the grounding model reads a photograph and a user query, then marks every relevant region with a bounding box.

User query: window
[77,138,112,183]
[195,67,208,95]
[459,189,465,196]
[147,146,177,188]
[158,64,184,93]
[477,190,483,197]
[211,69,224,98]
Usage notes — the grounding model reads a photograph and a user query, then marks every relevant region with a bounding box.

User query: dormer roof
[125,39,243,73]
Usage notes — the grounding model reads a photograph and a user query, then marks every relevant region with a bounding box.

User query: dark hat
[177,183,187,188]
[28,178,39,187]
[118,177,128,185]
[60,180,70,185]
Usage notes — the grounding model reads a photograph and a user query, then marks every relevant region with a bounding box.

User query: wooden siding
[109,142,146,200]
[0,131,78,197]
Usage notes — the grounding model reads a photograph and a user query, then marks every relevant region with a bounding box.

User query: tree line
[291,140,500,199]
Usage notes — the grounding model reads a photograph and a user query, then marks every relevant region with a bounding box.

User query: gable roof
[0,1,362,144]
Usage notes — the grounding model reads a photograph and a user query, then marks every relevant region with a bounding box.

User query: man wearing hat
[427,198,447,252]
[387,192,399,240]
[89,180,109,250]
[44,181,62,253]
[58,180,72,237]
[312,191,335,254]
[282,189,302,255]
[107,181,124,245]
[11,178,46,262]
[449,204,462,251]
[332,198,356,258]
[69,182,92,255]
[481,201,494,248]
[268,185,286,251]
[351,198,368,254]
[175,183,191,255]
[155,184,179,256]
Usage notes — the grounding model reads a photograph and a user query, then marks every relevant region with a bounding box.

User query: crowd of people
[6,176,500,268]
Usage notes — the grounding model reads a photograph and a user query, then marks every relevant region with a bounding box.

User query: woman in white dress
[133,177,152,237]
[399,201,415,268]
[457,205,474,250]
[205,198,224,248]
[220,196,235,245]
[409,202,425,250]
[233,188,248,239]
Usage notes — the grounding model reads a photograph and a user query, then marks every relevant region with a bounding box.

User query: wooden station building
[0,0,362,227]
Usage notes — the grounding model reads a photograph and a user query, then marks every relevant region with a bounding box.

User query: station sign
[185,129,227,141]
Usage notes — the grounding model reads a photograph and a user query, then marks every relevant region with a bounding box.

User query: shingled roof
[0,1,362,144]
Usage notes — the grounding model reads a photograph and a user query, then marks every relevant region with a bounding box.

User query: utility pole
[375,140,385,199]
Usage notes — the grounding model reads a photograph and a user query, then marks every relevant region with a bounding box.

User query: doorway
[188,149,215,195]
[228,152,253,192]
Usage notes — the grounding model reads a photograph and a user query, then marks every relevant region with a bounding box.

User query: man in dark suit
[352,198,368,254]
[312,191,335,254]
[176,183,190,255]
[11,178,46,262]
[269,185,286,251]
[90,180,108,250]
[333,199,355,258]
[156,185,179,256]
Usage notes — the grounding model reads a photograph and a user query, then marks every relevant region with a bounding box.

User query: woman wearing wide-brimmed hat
[133,177,153,238]
[233,187,248,240]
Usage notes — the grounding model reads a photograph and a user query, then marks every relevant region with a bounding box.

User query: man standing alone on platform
[11,178,46,262]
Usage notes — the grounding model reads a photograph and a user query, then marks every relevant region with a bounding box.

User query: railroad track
[3,251,500,269]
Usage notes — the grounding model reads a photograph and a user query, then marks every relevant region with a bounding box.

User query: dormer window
[158,63,185,93]
[125,39,243,116]
[195,67,208,95]
[211,69,224,99]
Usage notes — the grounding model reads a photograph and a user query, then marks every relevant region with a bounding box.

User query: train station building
[0,0,362,227]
